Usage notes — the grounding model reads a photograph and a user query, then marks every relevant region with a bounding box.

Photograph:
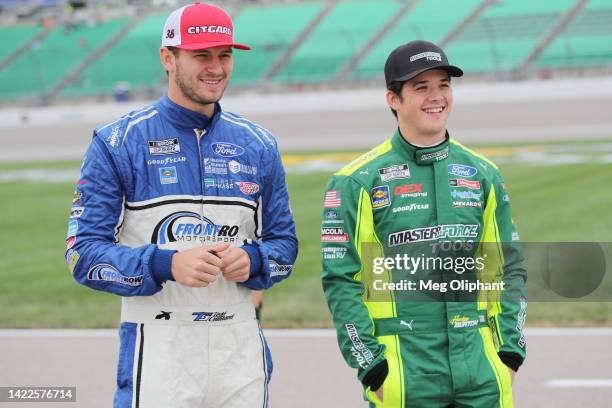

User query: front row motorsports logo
[152,211,239,244]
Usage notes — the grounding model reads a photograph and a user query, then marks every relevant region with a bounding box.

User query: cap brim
[176,41,251,51]
[395,64,463,82]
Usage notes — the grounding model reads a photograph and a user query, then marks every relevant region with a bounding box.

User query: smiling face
[161,45,233,116]
[386,69,453,144]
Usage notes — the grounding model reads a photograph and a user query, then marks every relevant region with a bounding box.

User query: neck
[398,124,446,147]
[167,86,215,117]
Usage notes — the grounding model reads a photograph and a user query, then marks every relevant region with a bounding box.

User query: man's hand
[508,368,516,384]
[171,243,230,287]
[374,386,383,403]
[217,246,251,283]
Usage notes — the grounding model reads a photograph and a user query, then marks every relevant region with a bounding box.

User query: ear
[160,47,176,73]
[386,89,399,111]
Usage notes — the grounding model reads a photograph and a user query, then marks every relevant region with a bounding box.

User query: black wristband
[498,351,523,372]
[362,359,389,391]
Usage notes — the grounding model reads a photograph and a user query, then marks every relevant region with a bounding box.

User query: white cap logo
[410,52,442,62]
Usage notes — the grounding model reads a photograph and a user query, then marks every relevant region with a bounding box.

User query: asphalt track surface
[1,329,612,407]
[1,77,612,162]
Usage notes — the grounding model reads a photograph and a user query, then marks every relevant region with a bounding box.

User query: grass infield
[1,145,611,328]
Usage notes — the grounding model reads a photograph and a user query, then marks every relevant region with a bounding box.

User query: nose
[205,56,223,75]
[428,88,443,102]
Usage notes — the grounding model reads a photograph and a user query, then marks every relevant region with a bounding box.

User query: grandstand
[0,0,611,105]
[232,2,324,86]
[0,17,128,101]
[445,0,578,74]
[60,13,167,97]
[273,0,401,83]
[0,24,43,62]
[535,0,612,70]
[350,0,483,80]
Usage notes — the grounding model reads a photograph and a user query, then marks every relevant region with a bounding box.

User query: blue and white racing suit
[65,95,298,408]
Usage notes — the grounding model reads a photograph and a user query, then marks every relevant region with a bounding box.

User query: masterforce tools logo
[388,224,479,247]
[419,147,448,162]
[410,51,441,62]
[87,264,143,287]
[345,323,374,369]
[187,26,232,35]
[152,211,239,245]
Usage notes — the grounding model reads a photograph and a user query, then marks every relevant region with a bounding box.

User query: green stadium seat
[274,0,401,83]
[231,2,324,87]
[61,13,167,97]
[0,24,43,62]
[535,0,612,69]
[351,0,482,80]
[0,18,128,101]
[445,0,576,73]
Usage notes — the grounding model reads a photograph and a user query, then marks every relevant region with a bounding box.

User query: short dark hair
[164,46,181,76]
[387,81,405,118]
[166,46,180,56]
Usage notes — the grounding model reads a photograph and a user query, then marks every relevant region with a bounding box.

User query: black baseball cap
[384,40,463,87]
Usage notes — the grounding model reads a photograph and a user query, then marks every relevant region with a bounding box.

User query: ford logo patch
[448,164,478,177]
[212,142,245,158]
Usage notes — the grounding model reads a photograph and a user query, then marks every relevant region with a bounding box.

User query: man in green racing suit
[321,41,526,407]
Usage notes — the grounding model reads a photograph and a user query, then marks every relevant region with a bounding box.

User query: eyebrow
[412,78,450,87]
[193,48,233,55]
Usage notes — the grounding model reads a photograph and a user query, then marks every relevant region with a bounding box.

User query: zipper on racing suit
[194,127,207,250]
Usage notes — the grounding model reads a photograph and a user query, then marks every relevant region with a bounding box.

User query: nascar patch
[379,164,410,182]
[149,138,180,155]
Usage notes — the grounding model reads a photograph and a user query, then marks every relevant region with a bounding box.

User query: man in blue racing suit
[64,3,297,407]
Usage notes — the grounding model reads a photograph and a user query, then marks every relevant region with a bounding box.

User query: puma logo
[400,320,413,330]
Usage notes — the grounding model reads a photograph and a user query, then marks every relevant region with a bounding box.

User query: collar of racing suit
[391,129,450,165]
[157,94,222,131]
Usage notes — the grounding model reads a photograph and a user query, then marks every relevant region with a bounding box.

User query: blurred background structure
[1,0,611,106]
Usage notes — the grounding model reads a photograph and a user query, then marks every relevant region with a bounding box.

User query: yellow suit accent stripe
[337,140,393,176]
[478,183,505,347]
[479,327,514,407]
[450,139,499,170]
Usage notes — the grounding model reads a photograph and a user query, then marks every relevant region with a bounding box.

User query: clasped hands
[171,243,251,287]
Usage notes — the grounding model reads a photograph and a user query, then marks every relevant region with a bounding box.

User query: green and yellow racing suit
[321,131,527,408]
